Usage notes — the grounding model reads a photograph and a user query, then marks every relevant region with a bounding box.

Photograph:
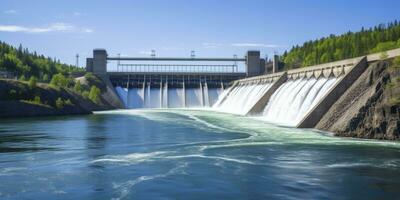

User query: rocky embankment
[316,60,400,140]
[0,75,121,118]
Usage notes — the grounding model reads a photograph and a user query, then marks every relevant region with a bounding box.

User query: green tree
[371,41,398,53]
[0,40,84,82]
[33,95,41,104]
[50,73,68,87]
[42,74,49,82]
[88,86,101,103]
[393,56,400,65]
[28,76,37,88]
[19,74,26,81]
[281,21,400,68]
[55,97,64,109]
[74,80,83,93]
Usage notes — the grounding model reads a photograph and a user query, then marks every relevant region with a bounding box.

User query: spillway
[115,83,225,109]
[113,56,366,127]
[262,77,338,126]
[213,82,273,115]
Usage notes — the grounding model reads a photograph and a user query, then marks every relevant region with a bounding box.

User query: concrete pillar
[92,49,107,75]
[160,82,163,108]
[126,74,130,109]
[260,58,266,74]
[273,55,279,73]
[141,82,145,107]
[246,50,261,77]
[165,82,169,108]
[204,82,210,107]
[86,58,93,72]
[182,80,186,107]
[199,82,204,107]
[146,82,151,108]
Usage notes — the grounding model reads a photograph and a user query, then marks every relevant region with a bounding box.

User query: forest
[0,41,103,105]
[0,41,83,82]
[281,21,400,69]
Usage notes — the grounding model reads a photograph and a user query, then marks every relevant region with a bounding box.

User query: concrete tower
[92,49,107,75]
[246,50,261,77]
[273,55,279,73]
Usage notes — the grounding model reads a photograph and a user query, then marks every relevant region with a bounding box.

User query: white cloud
[4,9,17,14]
[73,12,82,16]
[231,43,282,48]
[202,42,222,48]
[83,28,93,33]
[0,23,93,33]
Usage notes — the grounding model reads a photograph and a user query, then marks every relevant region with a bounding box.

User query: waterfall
[115,86,128,108]
[126,87,145,108]
[168,87,185,108]
[115,83,224,109]
[262,77,338,126]
[208,87,224,106]
[186,86,202,107]
[144,85,161,108]
[213,83,273,115]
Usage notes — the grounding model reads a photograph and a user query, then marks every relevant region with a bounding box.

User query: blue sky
[0,0,399,66]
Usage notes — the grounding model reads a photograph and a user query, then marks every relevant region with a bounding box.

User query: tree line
[0,41,101,105]
[281,20,400,69]
[0,41,83,81]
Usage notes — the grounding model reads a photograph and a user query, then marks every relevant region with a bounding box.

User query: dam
[86,49,266,109]
[86,48,400,128]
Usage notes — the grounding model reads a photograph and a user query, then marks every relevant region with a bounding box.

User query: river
[1,110,400,199]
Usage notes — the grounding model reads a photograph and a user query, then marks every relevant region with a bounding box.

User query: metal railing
[108,64,240,73]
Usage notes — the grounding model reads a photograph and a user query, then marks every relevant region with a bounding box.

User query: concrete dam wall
[216,48,400,128]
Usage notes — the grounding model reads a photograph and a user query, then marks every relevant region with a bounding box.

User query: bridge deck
[107,57,246,62]
[109,63,242,74]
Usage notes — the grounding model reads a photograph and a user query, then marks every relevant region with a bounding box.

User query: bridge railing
[108,64,240,73]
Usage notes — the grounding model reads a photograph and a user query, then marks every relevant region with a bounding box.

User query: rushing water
[116,85,223,109]
[262,77,338,126]
[214,83,273,115]
[1,110,400,200]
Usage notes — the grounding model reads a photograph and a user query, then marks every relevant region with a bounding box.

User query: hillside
[0,74,118,118]
[281,21,400,69]
[0,41,121,117]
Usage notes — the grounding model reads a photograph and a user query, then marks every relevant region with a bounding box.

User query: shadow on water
[0,115,88,153]
[0,133,56,153]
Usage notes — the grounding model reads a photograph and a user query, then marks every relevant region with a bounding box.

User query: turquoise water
[1,110,400,199]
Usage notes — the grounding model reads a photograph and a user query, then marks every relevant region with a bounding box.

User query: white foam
[214,83,272,115]
[262,77,339,126]
[112,163,188,200]
[91,151,166,165]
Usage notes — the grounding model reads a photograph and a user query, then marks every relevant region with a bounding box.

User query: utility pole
[76,54,79,68]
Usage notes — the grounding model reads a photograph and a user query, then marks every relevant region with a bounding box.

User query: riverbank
[0,76,118,118]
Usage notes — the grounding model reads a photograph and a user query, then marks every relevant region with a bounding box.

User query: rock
[316,61,400,140]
